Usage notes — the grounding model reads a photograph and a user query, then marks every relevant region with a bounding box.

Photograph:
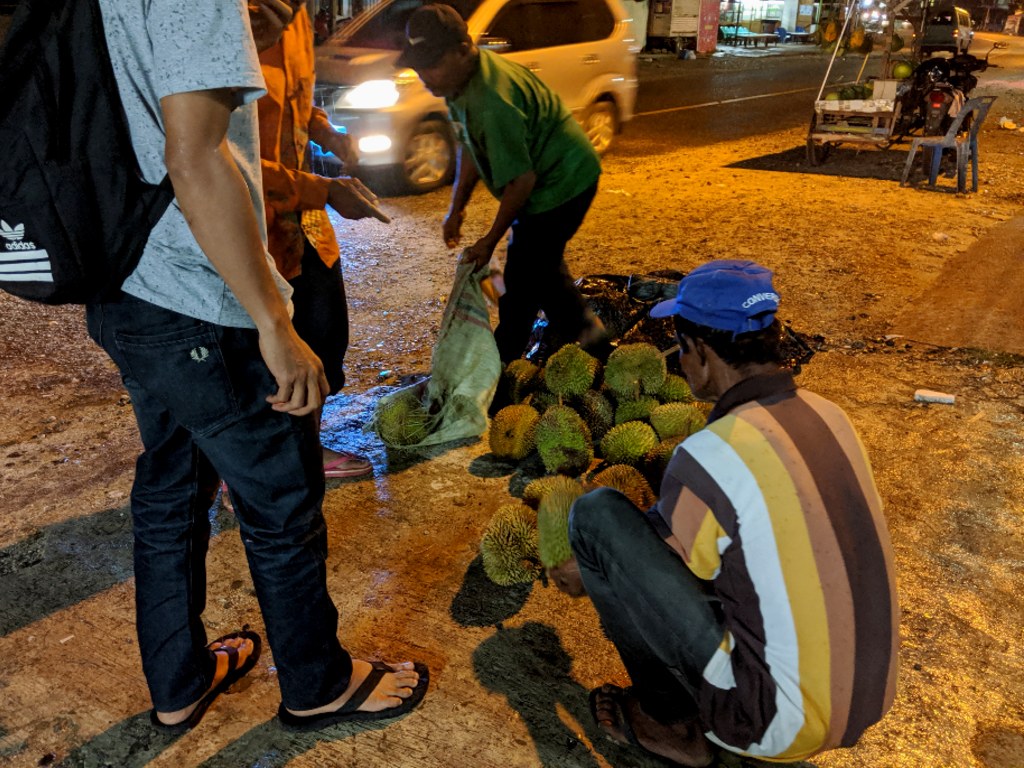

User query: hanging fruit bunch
[849,24,874,54]
[819,14,873,56]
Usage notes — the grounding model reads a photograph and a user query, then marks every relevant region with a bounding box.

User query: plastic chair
[900,96,997,193]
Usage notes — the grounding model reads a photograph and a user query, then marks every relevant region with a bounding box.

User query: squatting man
[552,259,900,766]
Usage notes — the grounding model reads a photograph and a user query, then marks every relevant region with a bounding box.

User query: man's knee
[569,487,637,550]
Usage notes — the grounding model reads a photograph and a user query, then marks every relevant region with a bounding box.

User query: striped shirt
[657,371,899,761]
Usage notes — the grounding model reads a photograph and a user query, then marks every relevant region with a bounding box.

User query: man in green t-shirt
[398,4,605,366]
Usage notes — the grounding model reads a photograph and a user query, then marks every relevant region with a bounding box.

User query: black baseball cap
[396,4,471,69]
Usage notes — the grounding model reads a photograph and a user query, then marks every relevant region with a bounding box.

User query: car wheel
[582,100,618,156]
[399,118,455,194]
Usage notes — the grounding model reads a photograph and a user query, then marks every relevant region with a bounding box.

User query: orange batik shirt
[257,5,339,280]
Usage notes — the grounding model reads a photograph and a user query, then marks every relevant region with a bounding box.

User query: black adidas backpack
[0,0,173,304]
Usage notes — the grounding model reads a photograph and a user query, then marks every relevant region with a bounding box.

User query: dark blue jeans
[569,488,724,723]
[494,182,597,364]
[86,293,351,711]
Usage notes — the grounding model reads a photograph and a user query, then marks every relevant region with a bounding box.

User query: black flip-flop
[589,684,706,767]
[277,660,430,732]
[150,630,263,733]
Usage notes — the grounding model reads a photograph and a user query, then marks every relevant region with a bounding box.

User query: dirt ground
[1,56,1024,768]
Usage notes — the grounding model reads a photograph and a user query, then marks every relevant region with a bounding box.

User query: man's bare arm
[443,147,480,248]
[462,169,535,265]
[161,88,328,415]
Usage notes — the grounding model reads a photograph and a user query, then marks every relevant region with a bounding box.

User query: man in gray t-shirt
[88,0,427,732]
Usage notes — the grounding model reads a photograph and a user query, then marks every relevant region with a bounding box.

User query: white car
[313,0,638,194]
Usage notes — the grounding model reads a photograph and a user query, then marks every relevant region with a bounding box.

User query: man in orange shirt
[253,0,387,478]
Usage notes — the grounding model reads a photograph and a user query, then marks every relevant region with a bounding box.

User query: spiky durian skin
[505,359,542,403]
[650,402,706,442]
[526,389,559,416]
[480,503,541,586]
[591,464,657,509]
[537,488,582,567]
[534,404,593,476]
[489,404,540,460]
[522,475,584,509]
[573,389,615,441]
[543,344,600,399]
[658,374,695,404]
[614,396,660,426]
[375,388,431,446]
[642,436,686,486]
[603,343,667,400]
[600,420,659,466]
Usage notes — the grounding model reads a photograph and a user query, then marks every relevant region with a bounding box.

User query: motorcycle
[896,42,1007,137]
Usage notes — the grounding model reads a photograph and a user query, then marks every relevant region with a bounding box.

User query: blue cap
[649,259,779,337]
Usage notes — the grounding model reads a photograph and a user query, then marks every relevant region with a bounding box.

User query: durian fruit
[591,464,657,509]
[543,344,600,399]
[480,502,542,586]
[649,403,706,442]
[643,436,686,485]
[489,404,540,461]
[537,487,583,567]
[614,396,660,426]
[375,387,431,446]
[657,374,695,404]
[522,474,584,509]
[504,359,542,403]
[574,389,615,441]
[526,389,559,416]
[534,404,594,476]
[603,343,667,401]
[601,420,659,466]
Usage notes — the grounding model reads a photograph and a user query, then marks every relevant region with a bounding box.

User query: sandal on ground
[323,450,373,479]
[277,661,429,732]
[588,684,713,767]
[150,630,262,733]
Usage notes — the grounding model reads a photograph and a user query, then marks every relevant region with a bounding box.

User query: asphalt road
[628,51,867,150]
[624,32,1024,150]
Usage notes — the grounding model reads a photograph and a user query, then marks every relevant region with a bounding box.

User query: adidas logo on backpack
[0,218,52,282]
[0,0,173,304]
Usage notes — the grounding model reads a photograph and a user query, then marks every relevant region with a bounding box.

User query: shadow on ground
[53,708,408,768]
[472,621,653,768]
[0,505,133,636]
[55,712,180,768]
[449,555,533,627]
[722,142,981,191]
[727,144,916,180]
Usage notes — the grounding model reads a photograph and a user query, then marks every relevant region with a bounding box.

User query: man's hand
[547,557,586,597]
[460,235,498,266]
[249,0,296,53]
[318,130,358,171]
[442,208,464,248]
[260,323,330,416]
[325,178,390,222]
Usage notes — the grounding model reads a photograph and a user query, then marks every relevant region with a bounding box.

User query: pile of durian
[479,342,709,586]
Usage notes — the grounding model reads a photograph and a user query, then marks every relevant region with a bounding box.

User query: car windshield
[337,0,485,50]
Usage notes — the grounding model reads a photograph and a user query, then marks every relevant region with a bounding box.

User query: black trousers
[288,238,349,395]
[493,182,597,364]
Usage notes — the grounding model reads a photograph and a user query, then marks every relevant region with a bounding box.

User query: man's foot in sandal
[151,630,262,732]
[323,447,373,479]
[278,658,429,731]
[589,684,713,767]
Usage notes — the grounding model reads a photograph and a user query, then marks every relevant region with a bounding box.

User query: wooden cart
[806,82,902,165]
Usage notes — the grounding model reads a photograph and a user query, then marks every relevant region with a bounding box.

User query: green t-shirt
[447,49,601,215]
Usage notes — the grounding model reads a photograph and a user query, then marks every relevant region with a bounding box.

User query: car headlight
[339,79,400,109]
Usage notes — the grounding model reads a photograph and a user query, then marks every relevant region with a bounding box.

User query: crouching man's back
[568,259,898,766]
